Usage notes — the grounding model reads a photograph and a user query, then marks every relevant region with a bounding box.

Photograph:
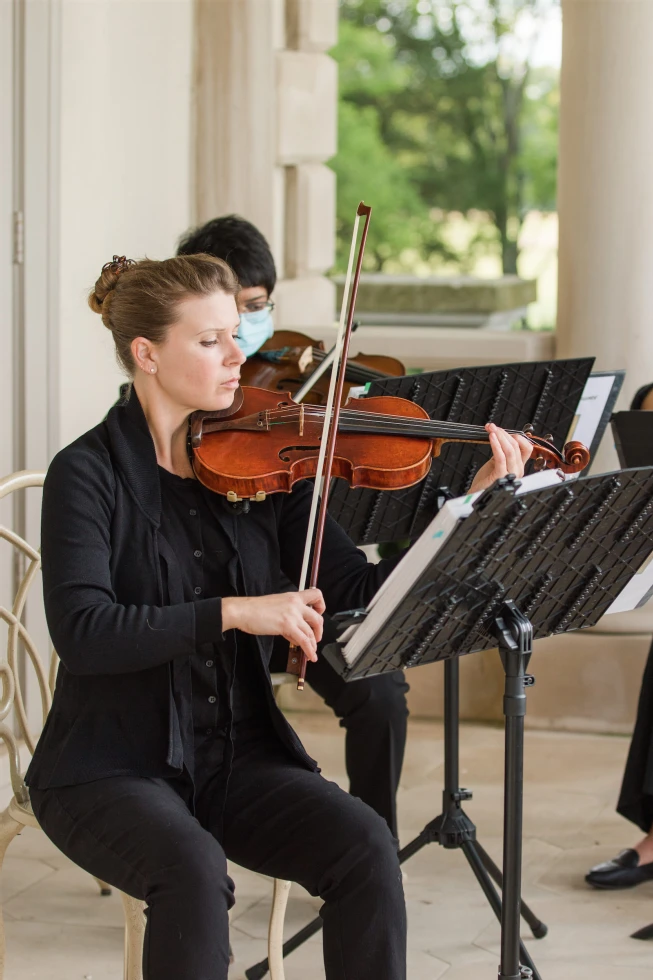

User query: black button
[208,695,217,704]
[205,728,213,736]
[189,508,197,516]
[194,550,202,558]
[205,659,214,668]
[194,586,202,595]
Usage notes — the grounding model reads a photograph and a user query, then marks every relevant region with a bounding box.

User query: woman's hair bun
[88,255,136,315]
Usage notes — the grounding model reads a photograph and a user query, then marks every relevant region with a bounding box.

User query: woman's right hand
[221,589,325,662]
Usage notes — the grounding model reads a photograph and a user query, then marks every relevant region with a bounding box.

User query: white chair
[0,469,298,980]
[0,470,146,980]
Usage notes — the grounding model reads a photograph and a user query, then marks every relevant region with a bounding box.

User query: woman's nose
[229,336,247,367]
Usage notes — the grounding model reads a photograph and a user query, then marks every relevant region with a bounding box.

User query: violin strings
[266,408,498,437]
[259,405,526,440]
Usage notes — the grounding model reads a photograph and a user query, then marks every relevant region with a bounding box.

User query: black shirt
[26,385,404,791]
[158,467,272,773]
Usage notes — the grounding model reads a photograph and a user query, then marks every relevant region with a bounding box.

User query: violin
[240,328,405,405]
[190,385,590,503]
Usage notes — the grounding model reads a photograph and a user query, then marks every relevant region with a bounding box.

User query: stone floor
[2,715,653,979]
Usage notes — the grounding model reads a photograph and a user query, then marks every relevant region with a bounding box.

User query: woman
[586,382,653,890]
[178,213,410,843]
[26,253,531,979]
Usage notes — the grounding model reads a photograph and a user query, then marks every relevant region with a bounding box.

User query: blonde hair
[88,253,239,374]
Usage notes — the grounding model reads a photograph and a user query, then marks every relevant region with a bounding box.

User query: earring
[150,368,155,374]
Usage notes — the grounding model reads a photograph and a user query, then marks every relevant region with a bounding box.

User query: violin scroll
[527,436,590,475]
[561,441,591,472]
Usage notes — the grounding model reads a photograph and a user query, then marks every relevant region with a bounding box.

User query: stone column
[552,0,653,731]
[193,0,337,328]
[557,0,653,410]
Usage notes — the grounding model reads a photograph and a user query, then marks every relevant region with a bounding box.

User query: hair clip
[103,254,134,277]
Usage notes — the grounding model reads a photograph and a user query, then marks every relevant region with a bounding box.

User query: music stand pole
[494,602,535,979]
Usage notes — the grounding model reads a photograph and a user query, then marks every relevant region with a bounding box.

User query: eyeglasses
[242,300,275,315]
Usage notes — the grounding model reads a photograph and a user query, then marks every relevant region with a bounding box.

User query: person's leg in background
[273,616,410,839]
[587,637,653,889]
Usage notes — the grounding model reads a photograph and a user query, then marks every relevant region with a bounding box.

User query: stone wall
[194,0,338,329]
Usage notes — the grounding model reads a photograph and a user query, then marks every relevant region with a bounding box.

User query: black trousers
[30,725,406,980]
[274,619,410,838]
[618,636,653,832]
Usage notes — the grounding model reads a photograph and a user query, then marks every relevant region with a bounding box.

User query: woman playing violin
[27,253,531,980]
[177,215,415,843]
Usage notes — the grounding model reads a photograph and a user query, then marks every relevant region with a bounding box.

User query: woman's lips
[221,377,240,389]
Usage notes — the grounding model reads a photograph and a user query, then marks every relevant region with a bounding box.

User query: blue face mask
[237,308,274,358]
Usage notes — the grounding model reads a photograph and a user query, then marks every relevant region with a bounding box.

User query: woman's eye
[200,340,218,347]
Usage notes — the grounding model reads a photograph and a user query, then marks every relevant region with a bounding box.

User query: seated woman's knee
[156,833,233,907]
[346,802,400,879]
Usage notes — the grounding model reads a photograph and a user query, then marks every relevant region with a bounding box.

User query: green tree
[333,0,560,273]
[331,21,453,270]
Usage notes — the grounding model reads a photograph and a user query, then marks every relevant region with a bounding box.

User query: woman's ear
[131,337,158,375]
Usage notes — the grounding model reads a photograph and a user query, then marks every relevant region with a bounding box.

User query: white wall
[57,0,194,449]
[0,1,14,483]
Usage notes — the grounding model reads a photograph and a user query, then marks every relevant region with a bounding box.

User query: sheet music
[565,372,624,474]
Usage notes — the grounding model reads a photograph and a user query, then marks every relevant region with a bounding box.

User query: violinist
[26,253,531,979]
[177,214,412,839]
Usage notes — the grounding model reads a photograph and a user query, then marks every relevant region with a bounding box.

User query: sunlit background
[330,0,561,327]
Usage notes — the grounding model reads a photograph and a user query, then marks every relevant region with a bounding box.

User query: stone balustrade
[334,273,537,329]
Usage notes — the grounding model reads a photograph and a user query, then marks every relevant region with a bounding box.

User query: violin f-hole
[279,445,320,463]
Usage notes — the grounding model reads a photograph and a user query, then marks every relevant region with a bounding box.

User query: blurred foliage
[330,0,560,274]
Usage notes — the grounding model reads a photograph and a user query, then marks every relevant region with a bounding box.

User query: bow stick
[286,202,373,690]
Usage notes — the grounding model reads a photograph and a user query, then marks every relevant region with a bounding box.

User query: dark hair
[88,253,239,375]
[176,215,277,295]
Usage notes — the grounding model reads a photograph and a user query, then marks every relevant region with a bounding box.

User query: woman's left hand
[468,423,533,495]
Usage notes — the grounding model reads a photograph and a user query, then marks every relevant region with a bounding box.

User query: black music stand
[246,467,653,980]
[328,357,596,545]
[612,411,653,468]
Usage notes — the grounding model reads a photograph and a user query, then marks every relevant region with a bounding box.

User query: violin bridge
[299,403,305,437]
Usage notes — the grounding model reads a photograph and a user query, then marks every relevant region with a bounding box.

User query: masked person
[177,215,411,838]
[26,253,531,979]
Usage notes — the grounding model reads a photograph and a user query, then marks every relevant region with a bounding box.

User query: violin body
[192,386,433,500]
[190,386,591,502]
[240,329,405,404]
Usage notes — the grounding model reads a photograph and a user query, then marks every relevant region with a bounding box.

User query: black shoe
[586,849,653,889]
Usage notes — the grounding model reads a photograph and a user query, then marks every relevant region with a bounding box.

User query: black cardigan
[26,387,401,789]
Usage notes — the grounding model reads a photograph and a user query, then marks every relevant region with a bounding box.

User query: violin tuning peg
[533,455,546,472]
[522,423,534,435]
[544,433,553,444]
